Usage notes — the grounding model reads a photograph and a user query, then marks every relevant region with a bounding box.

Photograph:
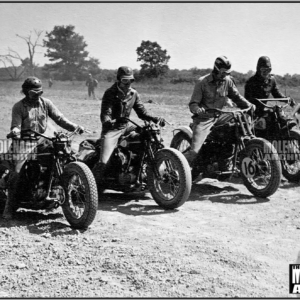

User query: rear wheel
[239,138,281,198]
[62,162,98,229]
[147,148,191,209]
[281,129,300,182]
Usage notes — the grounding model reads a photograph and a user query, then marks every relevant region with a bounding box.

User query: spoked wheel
[147,148,191,209]
[281,129,300,182]
[62,162,98,229]
[239,138,281,198]
[170,131,192,154]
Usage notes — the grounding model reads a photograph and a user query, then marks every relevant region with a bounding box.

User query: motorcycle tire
[281,129,300,182]
[62,162,98,229]
[170,131,201,180]
[147,148,191,209]
[170,131,192,154]
[239,138,281,198]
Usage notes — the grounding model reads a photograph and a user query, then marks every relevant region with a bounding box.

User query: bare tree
[0,48,27,80]
[0,29,43,79]
[16,29,43,75]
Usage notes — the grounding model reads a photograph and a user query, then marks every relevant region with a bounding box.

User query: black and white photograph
[0,1,300,297]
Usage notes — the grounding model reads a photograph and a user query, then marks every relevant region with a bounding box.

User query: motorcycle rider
[0,76,84,220]
[244,56,296,113]
[184,56,254,170]
[92,66,166,193]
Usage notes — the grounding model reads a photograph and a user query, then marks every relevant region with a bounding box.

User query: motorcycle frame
[20,129,77,205]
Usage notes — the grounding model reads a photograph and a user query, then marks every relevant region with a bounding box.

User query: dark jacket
[100,82,155,131]
[244,74,285,102]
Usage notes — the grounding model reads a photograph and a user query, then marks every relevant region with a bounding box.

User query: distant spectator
[48,78,53,88]
[86,73,98,99]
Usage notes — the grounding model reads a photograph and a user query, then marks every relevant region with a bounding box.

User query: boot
[92,162,106,196]
[2,172,19,219]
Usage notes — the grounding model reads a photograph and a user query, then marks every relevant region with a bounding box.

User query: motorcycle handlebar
[254,98,290,109]
[204,106,253,115]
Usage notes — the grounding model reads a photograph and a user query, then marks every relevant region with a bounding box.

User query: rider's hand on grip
[7,127,20,139]
[195,107,205,115]
[154,117,167,127]
[289,97,296,108]
[77,125,85,134]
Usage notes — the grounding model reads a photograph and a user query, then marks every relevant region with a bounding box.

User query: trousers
[184,114,233,166]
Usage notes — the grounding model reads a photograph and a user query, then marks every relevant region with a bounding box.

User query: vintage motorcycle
[77,118,192,209]
[251,98,300,182]
[2,126,98,229]
[170,107,282,198]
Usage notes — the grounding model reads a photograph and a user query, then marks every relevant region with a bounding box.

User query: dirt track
[0,101,300,297]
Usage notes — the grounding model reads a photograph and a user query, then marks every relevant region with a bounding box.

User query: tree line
[1,24,300,87]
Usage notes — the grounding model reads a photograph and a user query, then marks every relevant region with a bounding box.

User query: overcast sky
[1,2,300,76]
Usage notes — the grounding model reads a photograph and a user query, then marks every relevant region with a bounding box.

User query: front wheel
[239,138,281,198]
[147,148,192,209]
[281,129,300,182]
[62,162,98,229]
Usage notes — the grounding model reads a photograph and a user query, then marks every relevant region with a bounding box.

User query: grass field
[0,79,299,141]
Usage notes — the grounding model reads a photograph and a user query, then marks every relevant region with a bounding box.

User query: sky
[1,2,300,76]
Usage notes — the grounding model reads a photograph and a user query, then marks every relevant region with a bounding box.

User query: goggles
[260,67,272,74]
[28,89,43,97]
[214,64,231,75]
[120,78,134,84]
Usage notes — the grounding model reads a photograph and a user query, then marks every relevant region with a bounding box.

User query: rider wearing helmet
[184,56,254,169]
[92,66,166,193]
[244,56,296,113]
[1,77,85,220]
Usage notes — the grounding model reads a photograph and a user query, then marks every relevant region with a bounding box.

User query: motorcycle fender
[173,126,193,139]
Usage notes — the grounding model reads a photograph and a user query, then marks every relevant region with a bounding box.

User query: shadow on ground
[189,181,270,204]
[99,191,179,216]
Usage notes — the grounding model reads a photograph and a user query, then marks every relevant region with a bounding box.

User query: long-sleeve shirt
[189,73,251,117]
[11,97,78,133]
[100,82,155,131]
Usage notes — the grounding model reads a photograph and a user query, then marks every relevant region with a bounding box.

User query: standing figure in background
[86,73,98,99]
[48,77,53,88]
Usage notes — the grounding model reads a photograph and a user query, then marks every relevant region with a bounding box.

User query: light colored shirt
[11,97,78,133]
[189,73,251,115]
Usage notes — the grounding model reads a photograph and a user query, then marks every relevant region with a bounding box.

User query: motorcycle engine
[25,161,49,201]
[111,148,137,185]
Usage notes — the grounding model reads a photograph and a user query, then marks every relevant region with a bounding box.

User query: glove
[153,117,167,127]
[289,97,296,108]
[195,107,206,115]
[77,125,85,134]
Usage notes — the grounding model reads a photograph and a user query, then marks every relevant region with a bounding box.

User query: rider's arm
[100,90,114,129]
[228,79,252,109]
[133,92,157,122]
[10,102,22,131]
[46,99,78,131]
[189,79,204,114]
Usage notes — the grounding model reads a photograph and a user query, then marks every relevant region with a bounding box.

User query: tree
[0,29,43,79]
[43,25,91,80]
[136,40,170,79]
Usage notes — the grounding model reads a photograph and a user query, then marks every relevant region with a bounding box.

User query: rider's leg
[92,127,126,192]
[2,171,19,219]
[184,117,215,167]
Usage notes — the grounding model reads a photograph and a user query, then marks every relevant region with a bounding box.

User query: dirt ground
[0,101,299,297]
